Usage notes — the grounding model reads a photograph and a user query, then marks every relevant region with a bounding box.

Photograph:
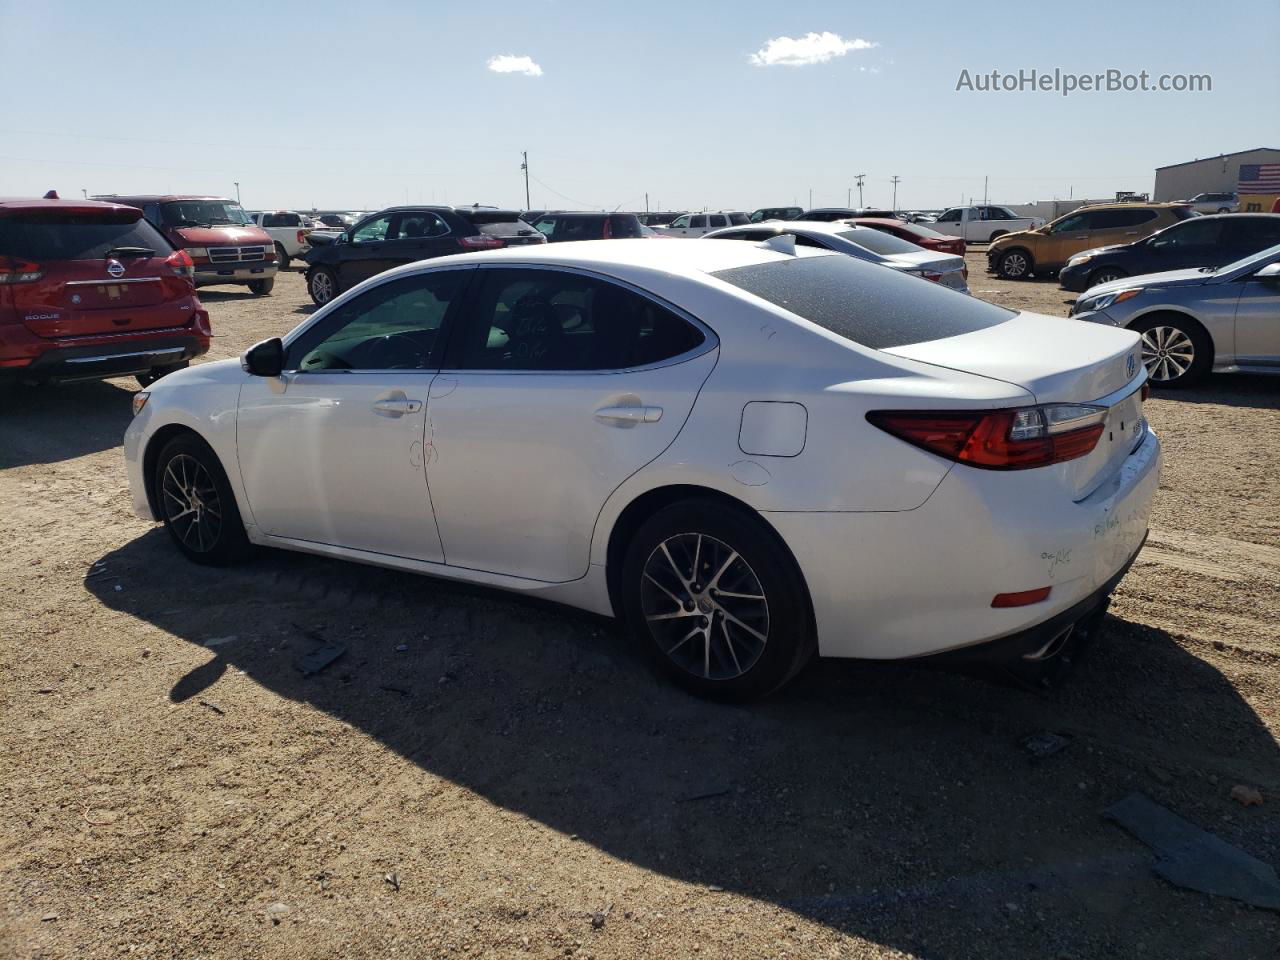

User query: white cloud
[749,31,877,67]
[487,54,543,77]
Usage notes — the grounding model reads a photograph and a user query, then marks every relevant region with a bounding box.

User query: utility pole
[855,174,866,208]
[890,176,901,212]
[521,152,530,210]
[645,192,649,213]
[80,188,87,198]
[808,187,813,209]
[847,187,851,207]
[983,176,988,205]
[233,181,240,204]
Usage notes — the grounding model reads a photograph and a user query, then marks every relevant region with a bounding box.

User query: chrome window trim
[64,277,163,287]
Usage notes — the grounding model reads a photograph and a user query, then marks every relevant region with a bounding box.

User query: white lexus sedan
[125,238,1161,699]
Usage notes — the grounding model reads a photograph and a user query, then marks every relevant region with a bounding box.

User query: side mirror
[241,337,285,377]
[1253,262,1280,281]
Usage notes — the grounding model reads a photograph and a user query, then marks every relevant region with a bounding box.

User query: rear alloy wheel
[1132,316,1211,388]
[136,360,188,388]
[996,249,1032,280]
[1088,267,1127,287]
[622,500,814,700]
[274,244,291,271]
[154,435,252,565]
[248,278,274,296]
[308,267,338,306]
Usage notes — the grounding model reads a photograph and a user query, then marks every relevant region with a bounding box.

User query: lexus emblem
[1126,353,1137,378]
[106,259,125,279]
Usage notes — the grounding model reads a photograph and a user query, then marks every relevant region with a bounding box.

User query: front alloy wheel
[1140,325,1197,384]
[1089,267,1126,286]
[997,249,1031,280]
[161,453,223,554]
[641,533,770,681]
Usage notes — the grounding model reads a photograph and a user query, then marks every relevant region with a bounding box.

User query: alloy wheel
[161,454,223,553]
[640,533,770,681]
[1000,252,1028,278]
[1140,325,1195,382]
[311,271,335,304]
[1092,269,1123,285]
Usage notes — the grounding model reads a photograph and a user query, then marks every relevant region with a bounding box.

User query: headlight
[1067,254,1093,266]
[132,391,150,416]
[185,247,209,258]
[1078,288,1140,313]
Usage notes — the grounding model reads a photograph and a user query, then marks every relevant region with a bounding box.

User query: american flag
[1238,163,1280,193]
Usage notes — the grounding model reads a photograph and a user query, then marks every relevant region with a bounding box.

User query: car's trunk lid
[885,310,1147,498]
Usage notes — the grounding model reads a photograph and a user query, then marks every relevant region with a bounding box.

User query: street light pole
[890,176,901,212]
[855,174,865,208]
[234,181,240,205]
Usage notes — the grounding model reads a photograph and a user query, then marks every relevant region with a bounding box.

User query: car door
[424,265,717,581]
[337,212,397,287]
[384,211,454,264]
[1037,210,1096,268]
[666,214,692,236]
[235,268,470,561]
[1232,260,1280,365]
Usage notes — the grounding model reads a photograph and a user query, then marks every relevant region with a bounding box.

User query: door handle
[1123,231,1139,235]
[372,398,423,416]
[595,405,663,424]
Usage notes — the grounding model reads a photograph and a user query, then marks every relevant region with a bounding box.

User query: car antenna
[757,233,797,256]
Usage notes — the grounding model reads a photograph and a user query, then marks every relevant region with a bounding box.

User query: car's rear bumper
[0,335,209,383]
[194,263,277,286]
[765,426,1161,660]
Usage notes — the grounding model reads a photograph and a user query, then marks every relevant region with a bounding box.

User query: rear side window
[607,215,644,238]
[1231,218,1280,248]
[728,213,750,226]
[475,217,544,239]
[837,229,921,255]
[394,212,449,239]
[1091,208,1158,229]
[0,212,173,260]
[454,268,706,371]
[712,255,1014,350]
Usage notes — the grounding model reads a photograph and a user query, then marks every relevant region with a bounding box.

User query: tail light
[917,271,944,284]
[297,230,307,244]
[867,404,1107,470]
[458,235,505,250]
[0,256,43,284]
[165,249,195,279]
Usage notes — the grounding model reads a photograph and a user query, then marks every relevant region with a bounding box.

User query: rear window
[712,255,1014,350]
[837,229,921,255]
[900,223,949,240]
[0,211,173,260]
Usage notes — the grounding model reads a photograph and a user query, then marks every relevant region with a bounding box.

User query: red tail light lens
[867,404,1107,470]
[297,230,307,244]
[165,249,195,279]
[0,256,43,284]
[458,235,505,250]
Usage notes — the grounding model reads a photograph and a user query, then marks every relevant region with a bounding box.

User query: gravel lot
[3,252,1278,959]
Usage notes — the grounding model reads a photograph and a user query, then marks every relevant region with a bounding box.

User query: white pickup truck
[930,205,1045,244]
[246,210,313,270]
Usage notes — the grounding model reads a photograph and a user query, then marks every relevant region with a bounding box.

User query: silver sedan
[1071,244,1280,386]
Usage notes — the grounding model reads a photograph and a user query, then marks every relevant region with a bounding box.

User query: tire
[308,267,339,306]
[1130,315,1212,388]
[136,361,188,388]
[153,434,253,566]
[274,244,291,271]
[1088,267,1127,287]
[996,248,1033,280]
[248,278,274,296]
[987,230,1008,242]
[620,499,815,701]
[1217,207,1231,214]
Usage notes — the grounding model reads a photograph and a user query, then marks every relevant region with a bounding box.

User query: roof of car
[711,220,872,236]
[1073,201,1192,210]
[92,195,235,203]
[851,217,917,228]
[0,196,143,216]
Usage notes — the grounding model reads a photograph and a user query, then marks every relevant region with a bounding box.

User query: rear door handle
[372,397,423,416]
[595,405,663,424]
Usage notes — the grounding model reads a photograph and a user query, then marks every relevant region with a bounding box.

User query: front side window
[1049,211,1094,234]
[287,271,466,371]
[936,209,960,222]
[670,215,690,228]
[453,268,705,372]
[1150,219,1222,249]
[351,215,393,244]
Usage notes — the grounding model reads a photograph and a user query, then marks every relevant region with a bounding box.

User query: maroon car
[849,217,967,257]
[1,195,210,387]
[95,194,278,295]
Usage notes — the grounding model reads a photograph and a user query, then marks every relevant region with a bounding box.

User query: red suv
[95,195,278,295]
[0,196,210,387]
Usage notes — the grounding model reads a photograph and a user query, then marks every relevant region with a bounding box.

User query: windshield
[837,229,922,256]
[160,200,252,227]
[713,254,1013,350]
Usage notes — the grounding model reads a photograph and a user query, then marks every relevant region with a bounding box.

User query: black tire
[153,434,253,566]
[1088,267,1127,287]
[1130,314,1212,388]
[248,278,274,296]
[308,267,339,306]
[996,248,1033,280]
[620,499,815,701]
[274,244,291,271]
[136,361,189,388]
[988,229,1009,242]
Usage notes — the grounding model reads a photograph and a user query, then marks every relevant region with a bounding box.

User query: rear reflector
[867,404,1107,470]
[992,586,1052,608]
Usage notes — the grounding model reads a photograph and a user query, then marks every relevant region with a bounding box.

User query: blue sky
[1,0,1275,212]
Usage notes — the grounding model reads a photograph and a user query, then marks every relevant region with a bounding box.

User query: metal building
[1152,147,1280,202]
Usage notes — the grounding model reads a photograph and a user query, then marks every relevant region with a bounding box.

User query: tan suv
[987,203,1195,280]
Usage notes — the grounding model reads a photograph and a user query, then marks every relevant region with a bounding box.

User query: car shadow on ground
[196,290,265,303]
[0,378,135,468]
[1151,374,1279,410]
[84,531,1280,957]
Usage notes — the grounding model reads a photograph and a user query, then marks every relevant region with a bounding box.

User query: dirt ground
[2,252,1278,960]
